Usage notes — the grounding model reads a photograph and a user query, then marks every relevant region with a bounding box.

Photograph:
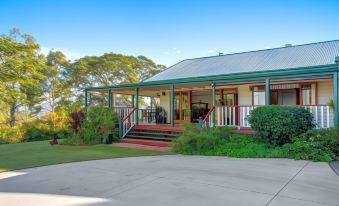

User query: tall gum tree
[0,29,46,127]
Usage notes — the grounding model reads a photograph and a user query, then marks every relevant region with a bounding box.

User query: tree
[0,28,46,127]
[69,53,165,105]
[43,51,72,113]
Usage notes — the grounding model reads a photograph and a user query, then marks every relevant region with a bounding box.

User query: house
[85,40,339,139]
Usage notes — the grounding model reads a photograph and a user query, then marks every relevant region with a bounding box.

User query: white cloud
[164,47,182,55]
[207,49,216,54]
[40,47,85,61]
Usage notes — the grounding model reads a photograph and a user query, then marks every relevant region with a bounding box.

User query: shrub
[247,106,314,147]
[173,125,336,162]
[281,127,339,161]
[212,135,277,157]
[0,126,24,144]
[70,111,84,134]
[172,125,231,154]
[61,106,118,145]
[283,138,334,162]
[22,110,71,142]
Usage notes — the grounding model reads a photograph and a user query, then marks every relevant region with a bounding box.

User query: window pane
[182,93,189,120]
[302,89,310,105]
[224,94,235,106]
[254,91,265,105]
[174,94,180,119]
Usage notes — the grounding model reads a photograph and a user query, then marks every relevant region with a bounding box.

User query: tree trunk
[9,103,16,127]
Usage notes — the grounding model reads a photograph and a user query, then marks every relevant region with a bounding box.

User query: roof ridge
[182,39,339,62]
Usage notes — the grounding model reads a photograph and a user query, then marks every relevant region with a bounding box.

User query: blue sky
[1,0,338,66]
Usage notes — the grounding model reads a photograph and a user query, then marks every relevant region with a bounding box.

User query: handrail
[123,107,136,121]
[118,107,136,139]
[202,107,214,127]
[203,108,214,122]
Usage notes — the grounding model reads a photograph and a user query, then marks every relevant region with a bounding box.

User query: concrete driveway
[0,155,338,206]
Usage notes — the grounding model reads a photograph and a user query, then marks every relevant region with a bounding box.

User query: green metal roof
[86,40,339,91]
[144,40,339,82]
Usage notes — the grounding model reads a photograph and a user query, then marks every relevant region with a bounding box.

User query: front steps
[120,138,171,147]
[231,128,256,135]
[124,125,183,142]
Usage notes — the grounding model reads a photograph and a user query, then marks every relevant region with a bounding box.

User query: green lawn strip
[0,141,172,172]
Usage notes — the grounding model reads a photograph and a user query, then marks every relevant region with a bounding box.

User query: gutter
[85,64,338,91]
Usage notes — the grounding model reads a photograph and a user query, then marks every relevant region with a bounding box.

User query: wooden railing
[113,106,134,120]
[139,108,156,124]
[118,107,136,138]
[202,108,214,127]
[215,105,333,129]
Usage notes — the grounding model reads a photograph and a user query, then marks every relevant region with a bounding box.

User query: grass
[0,141,171,172]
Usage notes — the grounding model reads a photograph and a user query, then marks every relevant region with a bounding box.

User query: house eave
[85,64,338,91]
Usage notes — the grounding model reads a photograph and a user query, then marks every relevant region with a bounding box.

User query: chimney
[285,44,292,47]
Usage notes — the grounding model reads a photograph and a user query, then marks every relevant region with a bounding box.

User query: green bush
[173,124,337,162]
[247,106,314,147]
[281,128,339,161]
[212,135,284,158]
[172,125,231,154]
[0,126,24,144]
[23,121,70,142]
[61,106,118,145]
[282,138,334,162]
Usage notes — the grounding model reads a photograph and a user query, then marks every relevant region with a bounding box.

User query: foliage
[328,99,334,111]
[43,51,73,112]
[22,109,71,142]
[62,106,118,145]
[70,111,85,134]
[0,125,24,144]
[69,53,165,105]
[172,125,231,154]
[0,28,165,144]
[247,106,314,147]
[173,125,338,162]
[0,28,46,127]
[211,134,287,158]
[281,128,339,161]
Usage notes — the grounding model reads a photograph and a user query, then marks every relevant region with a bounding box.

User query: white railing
[215,105,333,129]
[119,107,136,138]
[113,107,134,120]
[215,105,257,128]
[301,105,332,129]
[202,108,214,127]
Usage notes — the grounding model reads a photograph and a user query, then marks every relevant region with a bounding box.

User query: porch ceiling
[87,81,213,96]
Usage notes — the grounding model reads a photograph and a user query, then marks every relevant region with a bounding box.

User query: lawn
[0,141,171,172]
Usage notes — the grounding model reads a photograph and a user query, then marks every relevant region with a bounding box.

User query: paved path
[0,155,338,206]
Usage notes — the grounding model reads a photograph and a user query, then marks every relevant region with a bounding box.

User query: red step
[231,129,256,135]
[120,138,171,147]
[133,125,183,132]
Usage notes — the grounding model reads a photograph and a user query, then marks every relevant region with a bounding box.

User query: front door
[270,91,279,105]
[222,92,238,125]
[174,91,191,123]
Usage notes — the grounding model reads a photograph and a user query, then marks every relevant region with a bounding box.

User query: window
[301,84,311,105]
[224,93,235,106]
[253,86,265,106]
